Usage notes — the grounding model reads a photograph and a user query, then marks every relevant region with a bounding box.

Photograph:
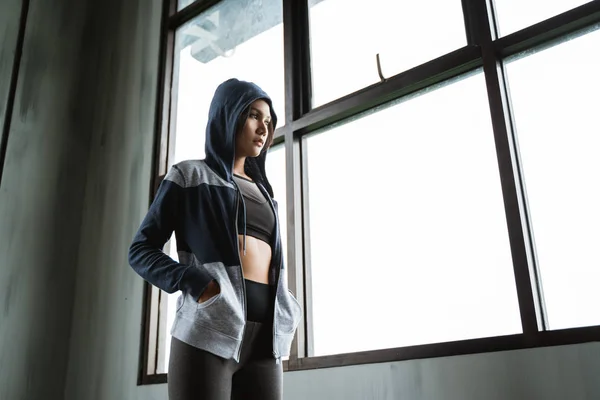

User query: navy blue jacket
[128,78,301,361]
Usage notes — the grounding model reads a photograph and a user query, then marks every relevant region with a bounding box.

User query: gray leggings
[168,321,282,400]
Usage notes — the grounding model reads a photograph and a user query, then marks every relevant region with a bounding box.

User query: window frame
[0,0,29,188]
[139,0,600,385]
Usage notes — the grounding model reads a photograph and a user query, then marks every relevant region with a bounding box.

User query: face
[235,99,272,159]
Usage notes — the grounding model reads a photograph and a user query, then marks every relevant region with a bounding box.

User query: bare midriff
[238,234,272,284]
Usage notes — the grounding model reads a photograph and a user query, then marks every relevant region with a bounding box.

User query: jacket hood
[204,78,278,197]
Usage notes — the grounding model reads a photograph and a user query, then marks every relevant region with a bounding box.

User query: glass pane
[495,0,592,37]
[171,0,285,165]
[305,72,522,357]
[159,236,179,374]
[309,0,466,107]
[505,28,600,330]
[177,0,196,11]
[265,144,288,268]
[265,144,291,363]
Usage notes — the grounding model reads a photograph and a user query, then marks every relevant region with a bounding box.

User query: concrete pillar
[63,0,164,398]
[0,0,92,398]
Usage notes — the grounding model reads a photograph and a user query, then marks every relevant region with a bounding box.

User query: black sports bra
[233,174,275,246]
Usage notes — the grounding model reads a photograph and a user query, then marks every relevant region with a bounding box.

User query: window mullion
[283,0,312,365]
[469,0,546,334]
[283,0,312,124]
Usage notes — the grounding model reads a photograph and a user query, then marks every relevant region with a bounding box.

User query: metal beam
[470,0,546,334]
[496,0,600,58]
[291,325,600,371]
[290,45,482,136]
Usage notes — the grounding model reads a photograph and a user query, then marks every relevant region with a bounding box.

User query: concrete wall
[0,0,93,399]
[284,343,600,400]
[0,0,165,397]
[62,0,166,398]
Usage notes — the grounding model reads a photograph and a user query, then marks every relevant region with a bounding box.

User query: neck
[233,156,246,177]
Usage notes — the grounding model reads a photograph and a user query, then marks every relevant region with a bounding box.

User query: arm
[128,166,213,301]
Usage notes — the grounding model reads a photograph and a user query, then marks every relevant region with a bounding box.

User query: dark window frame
[139,0,600,385]
[0,0,30,188]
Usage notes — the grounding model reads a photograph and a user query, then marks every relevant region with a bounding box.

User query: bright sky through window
[156,0,600,371]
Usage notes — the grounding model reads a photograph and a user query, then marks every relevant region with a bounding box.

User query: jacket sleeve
[128,166,213,301]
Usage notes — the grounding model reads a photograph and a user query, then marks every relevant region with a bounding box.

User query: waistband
[245,279,275,323]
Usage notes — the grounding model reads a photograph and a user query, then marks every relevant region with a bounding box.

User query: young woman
[128,78,302,399]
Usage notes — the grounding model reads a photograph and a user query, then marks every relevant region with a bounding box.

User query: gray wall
[0,0,93,399]
[0,1,599,400]
[63,0,166,398]
[284,343,600,400]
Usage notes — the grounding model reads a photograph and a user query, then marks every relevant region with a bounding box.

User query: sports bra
[232,174,275,246]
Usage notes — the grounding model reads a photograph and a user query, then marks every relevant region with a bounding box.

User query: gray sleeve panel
[168,160,234,189]
[164,164,186,187]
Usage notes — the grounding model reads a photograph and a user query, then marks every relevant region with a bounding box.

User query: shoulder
[168,159,233,189]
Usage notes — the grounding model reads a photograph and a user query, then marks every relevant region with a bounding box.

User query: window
[142,0,600,383]
[308,0,466,106]
[265,144,288,268]
[170,0,285,166]
[505,26,600,330]
[494,0,593,36]
[305,73,521,356]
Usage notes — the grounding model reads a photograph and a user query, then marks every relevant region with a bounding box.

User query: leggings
[168,280,281,400]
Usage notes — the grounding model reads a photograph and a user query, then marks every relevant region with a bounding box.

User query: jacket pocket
[175,291,186,313]
[274,283,302,335]
[178,262,245,339]
[195,291,222,308]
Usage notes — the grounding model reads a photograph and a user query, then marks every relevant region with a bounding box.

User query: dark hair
[235,106,252,135]
[235,104,275,197]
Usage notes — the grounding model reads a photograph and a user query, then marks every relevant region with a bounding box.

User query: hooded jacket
[128,78,302,362]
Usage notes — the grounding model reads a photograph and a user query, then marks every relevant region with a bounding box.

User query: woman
[128,78,302,399]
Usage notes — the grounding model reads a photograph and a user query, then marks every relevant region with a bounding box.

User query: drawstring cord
[234,178,248,256]
[241,193,247,256]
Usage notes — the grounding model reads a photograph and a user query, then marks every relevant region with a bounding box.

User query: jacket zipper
[232,181,247,362]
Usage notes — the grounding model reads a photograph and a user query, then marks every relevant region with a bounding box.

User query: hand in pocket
[198,280,220,304]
